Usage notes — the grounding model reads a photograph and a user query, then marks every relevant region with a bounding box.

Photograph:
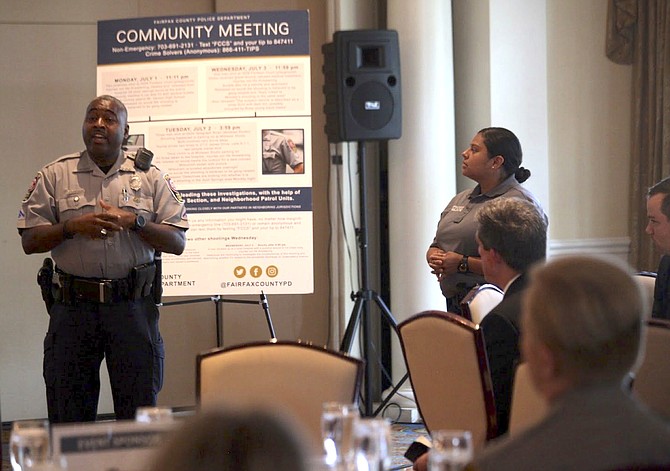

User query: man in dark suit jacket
[646,177,670,320]
[475,198,547,435]
[412,197,547,471]
[652,255,670,319]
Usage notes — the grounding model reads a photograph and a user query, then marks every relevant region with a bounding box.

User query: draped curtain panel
[607,0,670,271]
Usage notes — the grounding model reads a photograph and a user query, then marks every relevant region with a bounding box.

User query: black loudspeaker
[322,29,402,142]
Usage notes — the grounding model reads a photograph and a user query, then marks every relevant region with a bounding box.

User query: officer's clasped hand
[68,200,129,239]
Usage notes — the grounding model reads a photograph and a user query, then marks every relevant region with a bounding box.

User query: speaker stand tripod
[339,141,406,417]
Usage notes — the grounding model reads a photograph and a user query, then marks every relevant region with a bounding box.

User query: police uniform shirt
[18,150,188,279]
[262,131,302,174]
[431,174,543,298]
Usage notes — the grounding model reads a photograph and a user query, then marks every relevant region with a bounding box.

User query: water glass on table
[428,430,473,471]
[10,420,50,471]
[352,417,392,471]
[321,402,359,468]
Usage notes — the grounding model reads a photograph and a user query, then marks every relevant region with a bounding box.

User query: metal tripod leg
[340,291,365,353]
[339,287,407,417]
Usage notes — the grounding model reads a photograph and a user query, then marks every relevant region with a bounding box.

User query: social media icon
[234,266,246,278]
[266,265,279,277]
[250,266,262,278]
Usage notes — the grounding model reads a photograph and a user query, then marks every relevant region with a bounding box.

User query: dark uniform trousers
[44,296,164,423]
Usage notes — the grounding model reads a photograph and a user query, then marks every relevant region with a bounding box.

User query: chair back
[634,272,657,319]
[398,310,497,449]
[633,318,670,419]
[460,284,504,324]
[196,340,364,450]
[508,362,547,435]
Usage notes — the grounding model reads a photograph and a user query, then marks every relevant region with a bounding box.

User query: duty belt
[55,267,155,304]
[58,273,132,304]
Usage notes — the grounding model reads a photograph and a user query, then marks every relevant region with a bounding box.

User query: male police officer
[18,95,188,422]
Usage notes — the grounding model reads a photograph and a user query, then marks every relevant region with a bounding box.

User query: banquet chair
[508,362,547,436]
[460,284,504,324]
[196,340,364,451]
[632,318,670,419]
[398,310,498,450]
[634,272,657,318]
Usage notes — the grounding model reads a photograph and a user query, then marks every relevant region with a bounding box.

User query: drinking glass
[135,406,174,423]
[428,430,473,471]
[321,402,359,467]
[352,417,391,471]
[10,420,50,471]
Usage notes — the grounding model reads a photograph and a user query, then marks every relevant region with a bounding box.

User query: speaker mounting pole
[323,29,406,417]
[339,141,405,417]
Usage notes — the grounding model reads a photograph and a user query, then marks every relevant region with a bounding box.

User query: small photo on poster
[261,129,305,175]
[123,133,145,154]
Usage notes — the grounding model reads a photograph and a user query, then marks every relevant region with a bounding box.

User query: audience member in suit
[412,198,547,471]
[146,407,309,471]
[474,197,547,435]
[646,177,670,320]
[473,255,670,471]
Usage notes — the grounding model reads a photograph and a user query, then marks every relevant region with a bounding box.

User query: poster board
[96,11,313,296]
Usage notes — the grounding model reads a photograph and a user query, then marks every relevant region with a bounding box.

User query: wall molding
[548,237,631,261]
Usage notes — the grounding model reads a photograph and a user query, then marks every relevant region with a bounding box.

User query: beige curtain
[607,0,670,271]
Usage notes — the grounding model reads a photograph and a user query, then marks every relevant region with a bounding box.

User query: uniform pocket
[118,193,152,214]
[58,191,95,220]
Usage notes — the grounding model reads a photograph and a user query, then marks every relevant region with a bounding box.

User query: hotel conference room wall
[0,0,632,420]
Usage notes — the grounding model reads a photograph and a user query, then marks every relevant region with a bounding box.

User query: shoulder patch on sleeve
[22,173,42,203]
[164,174,184,203]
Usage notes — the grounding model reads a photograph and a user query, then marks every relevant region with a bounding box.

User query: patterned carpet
[1,420,426,470]
[389,422,428,469]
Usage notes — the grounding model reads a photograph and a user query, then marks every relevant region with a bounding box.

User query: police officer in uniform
[261,130,304,174]
[17,95,188,423]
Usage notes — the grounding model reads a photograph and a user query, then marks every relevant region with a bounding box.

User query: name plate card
[52,420,177,471]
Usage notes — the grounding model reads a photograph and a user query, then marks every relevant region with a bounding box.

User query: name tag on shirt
[451,205,465,212]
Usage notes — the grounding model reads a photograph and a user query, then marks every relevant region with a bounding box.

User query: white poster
[97,11,313,296]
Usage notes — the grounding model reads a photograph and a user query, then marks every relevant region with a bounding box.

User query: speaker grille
[350,81,395,130]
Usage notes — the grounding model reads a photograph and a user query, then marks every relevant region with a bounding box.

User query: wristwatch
[457,255,469,274]
[132,214,147,231]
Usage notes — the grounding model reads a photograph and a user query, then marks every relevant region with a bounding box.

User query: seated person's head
[147,407,309,471]
[476,197,547,276]
[521,255,646,400]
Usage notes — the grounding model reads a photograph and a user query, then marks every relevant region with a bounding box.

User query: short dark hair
[476,197,547,272]
[146,408,309,471]
[647,177,670,219]
[87,95,128,124]
[479,127,531,183]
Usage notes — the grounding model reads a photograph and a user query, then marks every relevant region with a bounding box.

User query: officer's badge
[130,175,142,191]
[164,174,184,203]
[22,173,41,203]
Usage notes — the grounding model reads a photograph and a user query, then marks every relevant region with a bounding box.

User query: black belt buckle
[72,278,113,303]
[98,280,113,303]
